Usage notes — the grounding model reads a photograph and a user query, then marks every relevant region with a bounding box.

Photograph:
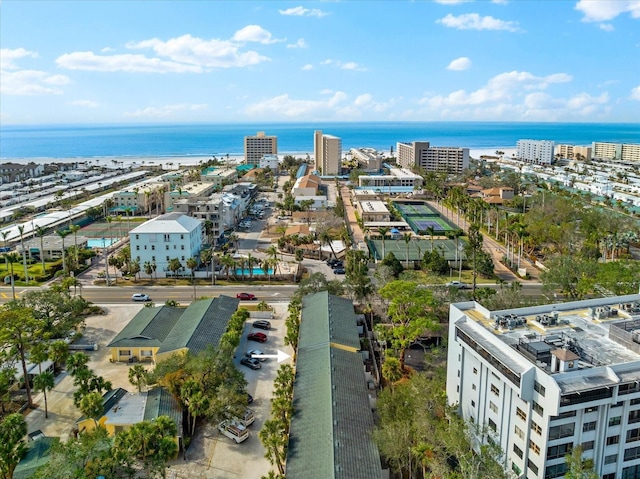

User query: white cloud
[434,0,472,4]
[123,103,207,118]
[101,47,115,53]
[287,38,307,49]
[447,56,471,71]
[71,100,100,108]
[599,23,615,31]
[301,64,313,70]
[354,94,373,106]
[575,0,640,22]
[279,6,328,17]
[492,0,509,4]
[1,69,70,95]
[437,13,520,31]
[630,85,640,101]
[321,59,333,65]
[0,47,37,70]
[232,25,280,44]
[57,51,203,73]
[341,61,365,71]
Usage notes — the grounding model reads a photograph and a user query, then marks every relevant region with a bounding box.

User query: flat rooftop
[458,295,640,371]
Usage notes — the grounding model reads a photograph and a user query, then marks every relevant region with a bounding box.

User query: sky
[1,0,640,125]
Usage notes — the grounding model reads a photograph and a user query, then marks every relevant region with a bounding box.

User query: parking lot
[23,302,293,479]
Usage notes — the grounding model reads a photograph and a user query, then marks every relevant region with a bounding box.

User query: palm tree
[4,253,19,299]
[186,257,198,299]
[17,225,28,286]
[220,254,235,281]
[425,226,436,252]
[319,230,336,261]
[168,258,182,283]
[377,226,390,260]
[33,371,55,419]
[266,245,279,276]
[262,258,273,283]
[69,224,80,272]
[259,419,287,475]
[1,231,10,267]
[35,226,47,277]
[246,253,256,279]
[79,391,104,430]
[403,233,412,268]
[56,229,71,276]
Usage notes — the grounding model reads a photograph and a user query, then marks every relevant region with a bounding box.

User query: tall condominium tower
[244,131,277,166]
[396,141,469,173]
[314,130,342,175]
[517,139,555,165]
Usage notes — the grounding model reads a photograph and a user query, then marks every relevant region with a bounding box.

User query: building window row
[610,416,622,427]
[455,328,520,386]
[628,428,640,443]
[491,384,500,396]
[625,446,640,462]
[544,463,568,479]
[531,420,542,435]
[630,410,640,424]
[530,440,541,455]
[516,407,527,421]
[547,442,572,460]
[583,421,597,432]
[534,381,546,397]
[549,422,575,439]
[533,401,544,416]
[515,425,524,440]
[489,401,498,414]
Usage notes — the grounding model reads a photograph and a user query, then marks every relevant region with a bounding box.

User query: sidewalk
[426,200,540,283]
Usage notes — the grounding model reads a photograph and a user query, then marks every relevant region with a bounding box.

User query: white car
[131,293,151,302]
[445,281,468,289]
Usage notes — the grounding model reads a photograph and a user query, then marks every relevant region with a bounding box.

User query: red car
[236,292,256,300]
[248,332,267,343]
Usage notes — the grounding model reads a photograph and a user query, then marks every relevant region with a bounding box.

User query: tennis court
[368,238,466,262]
[79,220,136,245]
[393,201,457,235]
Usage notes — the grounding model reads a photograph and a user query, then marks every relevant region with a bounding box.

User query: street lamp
[102,237,110,286]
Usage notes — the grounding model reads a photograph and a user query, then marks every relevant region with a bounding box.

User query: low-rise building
[555,144,592,161]
[200,167,238,187]
[349,147,383,172]
[356,199,391,222]
[165,182,217,212]
[292,174,322,196]
[129,212,204,277]
[18,235,89,261]
[358,167,423,189]
[259,154,280,172]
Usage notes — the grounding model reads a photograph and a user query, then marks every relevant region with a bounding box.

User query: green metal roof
[144,387,183,437]
[286,291,382,479]
[107,306,183,349]
[13,437,58,479]
[157,295,239,355]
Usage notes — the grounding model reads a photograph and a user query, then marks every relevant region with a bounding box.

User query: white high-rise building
[446,295,640,479]
[244,131,277,166]
[517,139,555,164]
[314,130,342,175]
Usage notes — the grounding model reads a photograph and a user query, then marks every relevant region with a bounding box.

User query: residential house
[107,295,240,363]
[479,187,515,205]
[17,235,89,262]
[129,212,204,278]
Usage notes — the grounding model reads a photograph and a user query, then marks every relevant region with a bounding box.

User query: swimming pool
[86,238,117,248]
[234,268,274,276]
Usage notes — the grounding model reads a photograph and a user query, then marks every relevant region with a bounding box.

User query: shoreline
[0,147,520,166]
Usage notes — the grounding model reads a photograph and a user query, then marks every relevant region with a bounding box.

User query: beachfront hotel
[313,130,342,175]
[555,144,592,162]
[593,142,640,163]
[396,141,469,174]
[446,295,640,479]
[244,131,277,166]
[517,139,555,165]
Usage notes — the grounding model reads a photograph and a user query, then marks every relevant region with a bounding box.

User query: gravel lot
[23,302,293,479]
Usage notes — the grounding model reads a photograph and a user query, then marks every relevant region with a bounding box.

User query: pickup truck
[218,420,249,443]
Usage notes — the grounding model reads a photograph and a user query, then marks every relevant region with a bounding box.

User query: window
[530,440,541,455]
[472,384,476,390]
[585,406,599,413]
[528,459,539,475]
[473,367,478,374]
[512,463,521,475]
[166,245,169,250]
[608,435,620,446]
[613,401,624,408]
[471,400,476,407]
[534,381,546,397]
[135,234,139,240]
[181,245,185,250]
[516,407,527,421]
[533,401,544,416]
[603,474,616,479]
[552,410,576,420]
[491,384,500,396]
[532,420,542,435]
[180,234,184,240]
[631,411,640,424]
[549,422,575,440]
[547,442,572,460]
[515,425,524,440]
[625,446,640,461]
[545,463,568,479]
[151,256,155,261]
[119,349,131,356]
[632,398,640,406]
[582,441,594,450]
[620,383,640,395]
[623,464,640,479]
[610,416,622,427]
[166,256,170,261]
[136,245,140,250]
[488,418,496,432]
[628,428,640,443]
[583,421,597,432]
[457,370,460,377]
[514,444,523,458]
[490,401,498,414]
[151,245,155,250]
[605,454,618,465]
[181,256,185,261]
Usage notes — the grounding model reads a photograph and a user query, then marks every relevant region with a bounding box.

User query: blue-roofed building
[296,163,308,179]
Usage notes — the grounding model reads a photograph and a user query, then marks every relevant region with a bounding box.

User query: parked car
[326,258,341,266]
[240,357,261,370]
[131,293,151,302]
[252,320,271,330]
[445,281,468,289]
[248,332,267,343]
[245,349,266,361]
[237,292,256,300]
[218,420,249,443]
[247,393,254,404]
[331,262,344,269]
[333,268,346,275]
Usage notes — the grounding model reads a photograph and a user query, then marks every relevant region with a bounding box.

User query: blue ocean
[1,122,639,160]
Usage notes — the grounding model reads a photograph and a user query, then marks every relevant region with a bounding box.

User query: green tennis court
[79,221,135,239]
[368,238,466,262]
[393,201,458,235]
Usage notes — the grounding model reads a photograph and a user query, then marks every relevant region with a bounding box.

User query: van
[218,420,249,443]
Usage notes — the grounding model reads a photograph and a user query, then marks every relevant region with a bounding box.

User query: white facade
[396,141,469,173]
[517,140,555,165]
[447,295,640,479]
[129,212,204,277]
[259,154,280,171]
[358,167,423,188]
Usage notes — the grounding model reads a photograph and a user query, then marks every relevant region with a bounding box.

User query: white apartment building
[517,140,555,165]
[396,141,469,173]
[129,212,204,277]
[350,147,383,172]
[200,167,238,187]
[593,142,640,163]
[314,130,342,175]
[244,131,277,166]
[555,144,592,162]
[358,167,423,189]
[259,154,280,171]
[447,295,640,479]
